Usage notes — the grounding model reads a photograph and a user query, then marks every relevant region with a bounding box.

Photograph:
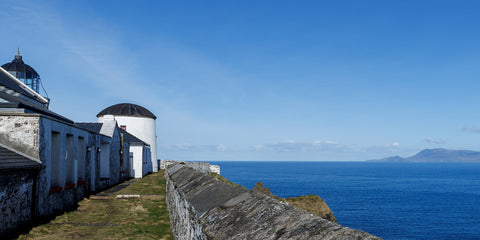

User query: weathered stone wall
[0,170,37,235]
[0,113,128,218]
[0,114,40,159]
[161,160,220,174]
[37,116,91,216]
[166,165,381,240]
[0,113,132,236]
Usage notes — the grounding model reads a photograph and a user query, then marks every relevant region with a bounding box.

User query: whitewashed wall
[130,145,144,178]
[99,115,157,172]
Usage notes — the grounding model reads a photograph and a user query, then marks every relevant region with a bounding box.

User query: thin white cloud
[216,144,227,152]
[366,142,403,155]
[1,0,252,140]
[254,145,265,151]
[5,1,244,106]
[254,140,348,152]
[3,2,148,96]
[159,143,228,152]
[425,137,446,144]
[462,126,480,134]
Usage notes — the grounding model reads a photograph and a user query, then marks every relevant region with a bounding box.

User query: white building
[97,103,158,172]
[119,128,151,178]
[0,53,137,236]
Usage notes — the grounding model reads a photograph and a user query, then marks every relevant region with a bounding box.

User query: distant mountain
[368,148,480,162]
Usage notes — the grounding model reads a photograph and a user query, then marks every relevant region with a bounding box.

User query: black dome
[97,103,156,119]
[2,55,39,77]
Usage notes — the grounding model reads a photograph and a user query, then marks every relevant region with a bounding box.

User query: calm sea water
[210,161,480,240]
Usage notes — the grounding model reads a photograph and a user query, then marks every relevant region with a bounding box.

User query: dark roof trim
[0,91,73,124]
[74,122,111,138]
[74,123,103,134]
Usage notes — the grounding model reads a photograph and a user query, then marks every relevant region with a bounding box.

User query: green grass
[17,171,173,240]
[116,171,167,195]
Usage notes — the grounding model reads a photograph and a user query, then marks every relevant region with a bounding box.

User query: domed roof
[1,55,39,77]
[97,103,156,119]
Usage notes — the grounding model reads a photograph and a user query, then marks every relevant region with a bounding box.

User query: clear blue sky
[1,0,480,161]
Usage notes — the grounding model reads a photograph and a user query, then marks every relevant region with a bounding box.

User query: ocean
[210,161,480,240]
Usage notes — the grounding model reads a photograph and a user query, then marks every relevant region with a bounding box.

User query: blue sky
[1,0,480,161]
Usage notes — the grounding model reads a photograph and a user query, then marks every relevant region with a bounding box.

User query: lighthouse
[2,51,41,93]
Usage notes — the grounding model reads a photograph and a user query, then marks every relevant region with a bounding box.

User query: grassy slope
[285,195,337,222]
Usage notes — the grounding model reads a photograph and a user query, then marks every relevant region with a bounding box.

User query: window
[77,137,85,181]
[66,134,75,185]
[129,152,134,177]
[51,132,61,188]
[120,125,126,131]
[100,143,111,178]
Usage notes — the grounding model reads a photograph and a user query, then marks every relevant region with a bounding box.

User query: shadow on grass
[4,203,80,240]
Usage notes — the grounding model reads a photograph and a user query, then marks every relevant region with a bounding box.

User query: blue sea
[210,161,480,240]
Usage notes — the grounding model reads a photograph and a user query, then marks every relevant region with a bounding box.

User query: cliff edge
[252,182,337,222]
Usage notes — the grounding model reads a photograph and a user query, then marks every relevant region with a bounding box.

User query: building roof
[119,128,149,146]
[0,143,41,171]
[97,103,156,119]
[0,91,73,123]
[1,55,39,77]
[74,123,104,134]
[75,122,149,146]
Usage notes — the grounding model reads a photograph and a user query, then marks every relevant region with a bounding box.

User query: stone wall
[0,114,40,159]
[0,113,131,235]
[165,164,381,240]
[160,160,220,174]
[37,116,89,216]
[0,170,37,235]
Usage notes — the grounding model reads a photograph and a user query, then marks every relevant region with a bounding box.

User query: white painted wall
[99,115,157,172]
[130,145,144,178]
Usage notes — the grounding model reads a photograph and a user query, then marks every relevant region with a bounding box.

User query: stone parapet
[165,164,381,240]
[160,160,220,174]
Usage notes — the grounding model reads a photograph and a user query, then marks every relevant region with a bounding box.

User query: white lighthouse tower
[97,103,158,172]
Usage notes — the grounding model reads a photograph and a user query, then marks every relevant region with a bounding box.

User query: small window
[100,143,111,178]
[120,125,126,131]
[66,134,75,184]
[51,132,61,188]
[77,137,85,181]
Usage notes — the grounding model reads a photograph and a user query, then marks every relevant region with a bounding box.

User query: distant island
[368,148,480,162]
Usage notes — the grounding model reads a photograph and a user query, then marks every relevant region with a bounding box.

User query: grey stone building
[0,53,141,236]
